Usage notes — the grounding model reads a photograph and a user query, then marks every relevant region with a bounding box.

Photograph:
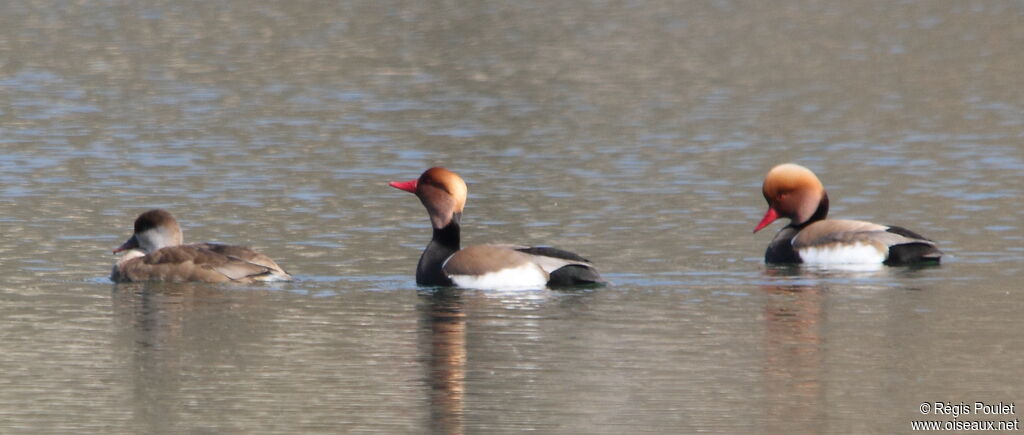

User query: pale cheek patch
[449,264,548,291]
[798,243,886,265]
[138,228,178,252]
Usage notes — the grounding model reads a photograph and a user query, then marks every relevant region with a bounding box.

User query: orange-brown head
[389,167,468,229]
[754,163,828,232]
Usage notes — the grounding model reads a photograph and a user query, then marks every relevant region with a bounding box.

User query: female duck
[111,209,292,283]
[389,167,602,289]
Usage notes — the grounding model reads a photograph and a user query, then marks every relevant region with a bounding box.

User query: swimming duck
[754,163,942,266]
[389,167,603,289]
[111,209,292,283]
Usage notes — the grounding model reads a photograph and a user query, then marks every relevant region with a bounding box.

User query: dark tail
[884,243,942,266]
[547,265,606,287]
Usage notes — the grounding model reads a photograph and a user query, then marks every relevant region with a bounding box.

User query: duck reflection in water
[758,264,930,432]
[110,282,272,433]
[418,288,467,435]
[759,268,826,431]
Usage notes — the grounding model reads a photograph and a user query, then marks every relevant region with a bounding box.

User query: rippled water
[1,1,1023,433]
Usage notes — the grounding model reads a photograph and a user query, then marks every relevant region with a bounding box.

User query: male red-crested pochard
[753,163,942,266]
[111,209,293,283]
[389,167,603,289]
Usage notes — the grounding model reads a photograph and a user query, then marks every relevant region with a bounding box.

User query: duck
[389,167,603,289]
[753,163,942,266]
[111,209,293,283]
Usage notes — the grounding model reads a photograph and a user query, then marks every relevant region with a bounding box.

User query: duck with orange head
[390,167,603,290]
[754,163,941,266]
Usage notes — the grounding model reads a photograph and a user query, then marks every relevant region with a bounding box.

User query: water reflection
[760,281,825,432]
[419,288,466,435]
[764,262,943,284]
[0,0,1021,432]
[110,283,273,433]
[113,283,213,347]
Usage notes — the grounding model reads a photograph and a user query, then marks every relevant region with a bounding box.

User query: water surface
[1,1,1022,433]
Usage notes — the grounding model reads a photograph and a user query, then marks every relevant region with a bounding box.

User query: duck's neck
[416,214,461,286]
[792,193,830,230]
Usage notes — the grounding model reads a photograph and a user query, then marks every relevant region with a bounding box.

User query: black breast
[765,227,802,264]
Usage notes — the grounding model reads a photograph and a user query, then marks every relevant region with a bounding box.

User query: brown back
[113,244,285,283]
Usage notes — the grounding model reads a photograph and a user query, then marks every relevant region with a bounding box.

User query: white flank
[798,243,886,265]
[448,263,548,291]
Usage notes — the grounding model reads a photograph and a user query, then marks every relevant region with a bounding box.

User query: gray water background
[1,1,1023,433]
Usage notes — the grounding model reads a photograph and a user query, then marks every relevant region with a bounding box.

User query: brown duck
[111,209,292,283]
